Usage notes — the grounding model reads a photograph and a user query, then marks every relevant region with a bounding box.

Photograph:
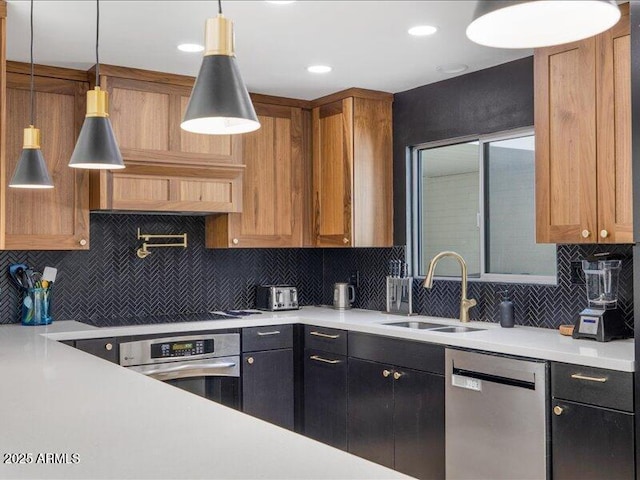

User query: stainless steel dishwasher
[445,348,549,480]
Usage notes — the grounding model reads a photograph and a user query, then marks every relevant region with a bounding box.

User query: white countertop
[0,307,634,479]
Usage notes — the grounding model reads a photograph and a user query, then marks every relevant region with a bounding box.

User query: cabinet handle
[105,343,113,351]
[343,238,350,245]
[382,369,391,378]
[257,330,280,336]
[553,406,564,416]
[232,238,239,245]
[310,331,340,339]
[246,357,254,365]
[310,355,341,365]
[393,371,403,380]
[570,373,607,383]
[79,238,88,246]
[600,230,609,239]
[581,229,591,239]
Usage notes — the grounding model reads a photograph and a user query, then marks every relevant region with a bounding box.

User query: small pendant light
[467,0,621,49]
[181,0,260,135]
[69,0,124,169]
[9,0,53,189]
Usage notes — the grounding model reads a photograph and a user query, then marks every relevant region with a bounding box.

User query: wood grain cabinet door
[4,72,89,250]
[312,98,354,247]
[206,103,304,247]
[535,38,598,243]
[596,6,632,244]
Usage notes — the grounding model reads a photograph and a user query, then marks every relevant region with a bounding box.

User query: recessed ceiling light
[408,25,438,36]
[436,63,469,74]
[178,43,204,53]
[266,1,296,4]
[307,65,332,74]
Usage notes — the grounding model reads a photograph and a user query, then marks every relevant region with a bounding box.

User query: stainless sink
[384,321,449,329]
[430,326,484,333]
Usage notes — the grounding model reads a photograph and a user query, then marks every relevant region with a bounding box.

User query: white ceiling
[6,1,532,100]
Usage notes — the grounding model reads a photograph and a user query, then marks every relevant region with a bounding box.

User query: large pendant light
[467,1,621,49]
[181,0,260,135]
[9,0,53,189]
[69,0,124,169]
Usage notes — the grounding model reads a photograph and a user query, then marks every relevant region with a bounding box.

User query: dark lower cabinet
[242,349,294,430]
[303,349,348,450]
[552,399,634,480]
[74,338,118,363]
[347,357,444,479]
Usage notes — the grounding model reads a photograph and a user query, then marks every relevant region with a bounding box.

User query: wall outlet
[570,261,584,285]
[349,270,360,288]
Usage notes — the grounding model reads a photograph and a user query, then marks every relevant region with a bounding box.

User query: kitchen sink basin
[384,321,449,329]
[430,326,484,333]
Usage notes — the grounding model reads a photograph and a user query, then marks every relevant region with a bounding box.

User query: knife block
[386,276,413,316]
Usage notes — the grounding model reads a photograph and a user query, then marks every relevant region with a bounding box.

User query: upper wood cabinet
[3,63,90,250]
[312,90,393,247]
[535,5,631,244]
[88,66,244,213]
[206,102,308,248]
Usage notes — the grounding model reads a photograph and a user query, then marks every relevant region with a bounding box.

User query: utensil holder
[21,287,52,326]
[386,276,413,316]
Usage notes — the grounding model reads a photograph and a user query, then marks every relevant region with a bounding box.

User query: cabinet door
[242,349,294,430]
[535,39,598,243]
[393,367,445,480]
[5,73,89,250]
[312,98,354,247]
[206,104,304,247]
[303,350,347,450]
[75,338,118,363]
[347,357,394,468]
[596,6,632,244]
[552,399,635,480]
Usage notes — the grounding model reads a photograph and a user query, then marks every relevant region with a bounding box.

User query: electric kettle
[333,283,355,310]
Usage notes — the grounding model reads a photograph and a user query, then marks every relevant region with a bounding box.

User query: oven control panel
[150,339,214,359]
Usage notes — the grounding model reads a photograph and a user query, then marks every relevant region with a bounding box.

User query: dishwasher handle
[453,367,536,391]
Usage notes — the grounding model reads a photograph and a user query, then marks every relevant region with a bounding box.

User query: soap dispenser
[499,290,514,328]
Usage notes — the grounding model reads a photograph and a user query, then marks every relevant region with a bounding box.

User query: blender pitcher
[582,259,621,309]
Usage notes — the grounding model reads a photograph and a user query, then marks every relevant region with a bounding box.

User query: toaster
[255,285,299,311]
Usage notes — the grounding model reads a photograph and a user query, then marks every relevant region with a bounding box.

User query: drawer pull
[393,371,403,380]
[571,373,607,383]
[257,331,281,336]
[382,369,391,378]
[310,331,340,339]
[310,355,341,365]
[553,406,564,416]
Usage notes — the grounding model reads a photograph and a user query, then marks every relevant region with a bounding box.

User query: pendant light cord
[218,0,222,14]
[29,0,34,126]
[95,0,100,85]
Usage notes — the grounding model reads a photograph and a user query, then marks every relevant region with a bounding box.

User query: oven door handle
[139,361,238,381]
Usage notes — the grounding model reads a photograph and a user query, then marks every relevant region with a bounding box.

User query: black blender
[573,254,631,342]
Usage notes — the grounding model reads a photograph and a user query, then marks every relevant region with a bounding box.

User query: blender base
[572,308,632,342]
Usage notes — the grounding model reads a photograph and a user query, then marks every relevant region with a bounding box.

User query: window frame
[407,126,557,285]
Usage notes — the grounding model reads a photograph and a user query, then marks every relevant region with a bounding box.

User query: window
[409,128,557,284]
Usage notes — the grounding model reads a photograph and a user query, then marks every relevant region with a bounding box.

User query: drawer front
[75,338,118,363]
[304,325,347,355]
[552,362,633,412]
[348,332,444,375]
[242,324,293,352]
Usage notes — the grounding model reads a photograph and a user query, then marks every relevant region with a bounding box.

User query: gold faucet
[423,251,477,323]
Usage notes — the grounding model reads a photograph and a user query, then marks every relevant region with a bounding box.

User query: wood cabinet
[241,325,294,430]
[312,90,393,247]
[303,326,348,450]
[88,66,244,214]
[74,337,118,363]
[535,5,631,243]
[206,102,308,247]
[551,362,635,479]
[347,333,445,479]
[3,63,90,250]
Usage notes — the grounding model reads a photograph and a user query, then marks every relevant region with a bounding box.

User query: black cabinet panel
[242,324,293,352]
[242,349,294,430]
[393,367,445,480]
[75,338,118,363]
[303,349,347,449]
[304,325,347,355]
[347,357,395,468]
[348,332,444,374]
[552,399,635,480]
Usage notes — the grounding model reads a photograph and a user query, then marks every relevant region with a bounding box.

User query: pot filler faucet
[423,251,477,323]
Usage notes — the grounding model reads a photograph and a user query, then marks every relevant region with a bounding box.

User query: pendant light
[9,0,53,189]
[181,0,260,135]
[466,0,621,49]
[69,0,124,169]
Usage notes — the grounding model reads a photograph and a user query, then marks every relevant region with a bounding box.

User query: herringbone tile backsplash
[0,213,633,330]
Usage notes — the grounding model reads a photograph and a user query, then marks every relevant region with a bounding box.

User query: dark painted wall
[392,56,534,245]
